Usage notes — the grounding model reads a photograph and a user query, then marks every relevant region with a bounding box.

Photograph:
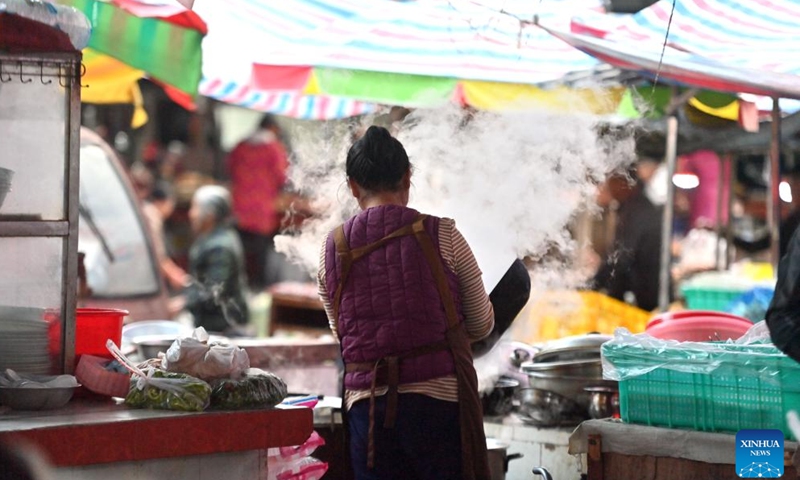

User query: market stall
[540,0,800,311]
[0,5,314,478]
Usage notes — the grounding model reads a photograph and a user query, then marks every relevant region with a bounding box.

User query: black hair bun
[363,125,391,144]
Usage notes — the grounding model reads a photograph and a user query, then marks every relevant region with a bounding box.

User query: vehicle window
[78,145,160,297]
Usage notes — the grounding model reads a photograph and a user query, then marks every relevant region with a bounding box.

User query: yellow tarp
[462,80,627,114]
[81,49,148,128]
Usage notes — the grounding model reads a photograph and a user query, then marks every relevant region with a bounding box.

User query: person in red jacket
[226,114,289,290]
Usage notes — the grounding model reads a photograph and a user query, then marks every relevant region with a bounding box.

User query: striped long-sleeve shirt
[317,217,494,410]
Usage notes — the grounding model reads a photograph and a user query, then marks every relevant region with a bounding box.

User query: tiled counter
[484,417,584,480]
[0,400,313,480]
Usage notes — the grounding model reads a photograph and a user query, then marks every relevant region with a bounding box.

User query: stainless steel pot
[532,333,612,364]
[585,386,620,419]
[521,358,615,409]
[486,438,523,480]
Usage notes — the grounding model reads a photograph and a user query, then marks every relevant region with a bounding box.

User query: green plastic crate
[681,285,749,312]
[605,342,800,439]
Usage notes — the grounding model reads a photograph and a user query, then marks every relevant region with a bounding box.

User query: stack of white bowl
[0,306,51,375]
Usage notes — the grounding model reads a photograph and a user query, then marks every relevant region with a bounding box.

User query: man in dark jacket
[591,171,665,312]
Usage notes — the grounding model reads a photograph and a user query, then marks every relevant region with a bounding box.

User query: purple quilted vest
[325,205,464,390]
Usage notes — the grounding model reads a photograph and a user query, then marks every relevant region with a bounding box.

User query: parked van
[78,128,170,321]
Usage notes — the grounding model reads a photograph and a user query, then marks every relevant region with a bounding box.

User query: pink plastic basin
[646,310,749,329]
[645,316,753,342]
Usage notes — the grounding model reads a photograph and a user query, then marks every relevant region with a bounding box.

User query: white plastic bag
[106,340,211,412]
[161,327,250,381]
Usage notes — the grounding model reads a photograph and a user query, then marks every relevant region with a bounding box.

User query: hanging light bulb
[673,173,699,189]
[780,181,793,203]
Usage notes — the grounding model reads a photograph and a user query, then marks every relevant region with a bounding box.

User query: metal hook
[40,62,52,85]
[0,60,11,83]
[58,64,68,88]
[79,62,89,88]
[18,61,32,84]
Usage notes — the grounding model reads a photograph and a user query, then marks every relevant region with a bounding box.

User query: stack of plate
[0,306,51,375]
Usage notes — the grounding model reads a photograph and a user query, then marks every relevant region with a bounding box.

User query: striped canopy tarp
[571,0,800,75]
[552,0,800,99]
[198,78,378,120]
[194,0,618,115]
[62,0,206,96]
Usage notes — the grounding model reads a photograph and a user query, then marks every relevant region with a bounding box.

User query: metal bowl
[0,385,79,410]
[514,387,586,427]
[122,320,194,354]
[131,334,177,360]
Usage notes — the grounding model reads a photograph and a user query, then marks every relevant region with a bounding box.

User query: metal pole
[659,115,679,312]
[726,155,736,269]
[715,153,725,270]
[768,97,782,270]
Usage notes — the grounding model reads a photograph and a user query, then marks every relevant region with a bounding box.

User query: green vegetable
[210,370,287,410]
[125,370,212,412]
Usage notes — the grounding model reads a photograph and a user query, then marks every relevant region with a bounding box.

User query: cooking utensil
[472,259,531,358]
[509,342,538,368]
[0,371,80,410]
[531,467,554,480]
[486,438,523,480]
[585,385,620,419]
[0,385,79,410]
[532,333,612,364]
[514,387,586,427]
[482,376,519,417]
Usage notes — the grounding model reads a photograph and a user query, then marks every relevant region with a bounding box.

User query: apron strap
[412,223,492,480]
[331,225,351,339]
[411,221,460,329]
[331,214,427,334]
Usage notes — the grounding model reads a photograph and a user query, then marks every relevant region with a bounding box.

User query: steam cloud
[276,103,636,289]
[274,102,637,391]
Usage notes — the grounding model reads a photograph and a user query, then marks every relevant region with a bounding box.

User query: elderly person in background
[178,185,250,334]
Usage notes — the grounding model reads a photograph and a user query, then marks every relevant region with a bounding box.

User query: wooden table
[267,282,328,336]
[570,419,800,480]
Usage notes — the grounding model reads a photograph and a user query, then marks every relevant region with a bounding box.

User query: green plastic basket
[605,342,800,439]
[681,285,749,312]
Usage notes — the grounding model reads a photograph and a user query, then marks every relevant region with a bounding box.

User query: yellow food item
[509,291,650,344]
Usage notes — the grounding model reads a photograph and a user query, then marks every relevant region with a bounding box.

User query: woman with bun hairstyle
[317,126,494,479]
